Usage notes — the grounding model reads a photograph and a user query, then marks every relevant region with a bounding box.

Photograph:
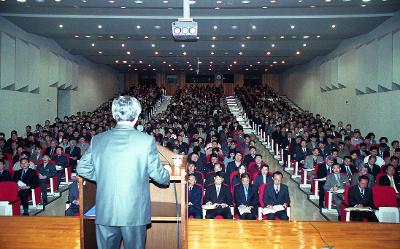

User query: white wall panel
[365,39,378,91]
[377,33,393,89]
[393,31,400,84]
[58,55,67,87]
[48,52,58,86]
[27,43,40,91]
[319,62,326,90]
[15,38,29,90]
[330,57,339,87]
[71,61,79,89]
[65,59,72,88]
[0,32,15,88]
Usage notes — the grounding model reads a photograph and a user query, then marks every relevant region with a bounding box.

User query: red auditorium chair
[372,186,399,222]
[229,171,238,187]
[0,181,21,216]
[257,183,291,220]
[375,172,386,184]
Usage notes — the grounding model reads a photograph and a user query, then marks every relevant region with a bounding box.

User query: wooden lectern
[79,145,188,249]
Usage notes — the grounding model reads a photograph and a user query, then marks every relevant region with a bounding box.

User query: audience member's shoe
[338,215,342,221]
[22,211,29,216]
[43,199,48,205]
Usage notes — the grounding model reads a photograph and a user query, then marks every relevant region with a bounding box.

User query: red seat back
[372,185,398,208]
[375,173,386,184]
[343,185,351,206]
[258,183,270,208]
[230,171,238,186]
[0,181,19,202]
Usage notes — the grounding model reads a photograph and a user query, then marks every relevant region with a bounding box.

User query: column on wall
[177,72,186,88]
[262,73,280,93]
[124,73,139,89]
[156,72,165,87]
[234,73,244,87]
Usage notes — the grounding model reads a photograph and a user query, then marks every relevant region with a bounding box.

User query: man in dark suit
[340,156,358,179]
[65,179,80,216]
[203,172,233,219]
[205,163,225,186]
[45,139,58,157]
[65,140,81,170]
[253,164,273,190]
[295,140,310,167]
[243,146,257,166]
[365,155,381,178]
[316,156,334,208]
[348,175,378,222]
[78,96,170,249]
[379,165,400,193]
[226,152,243,186]
[36,154,57,205]
[187,174,203,219]
[13,158,39,215]
[262,171,290,220]
[233,174,257,220]
[187,162,204,186]
[0,159,12,182]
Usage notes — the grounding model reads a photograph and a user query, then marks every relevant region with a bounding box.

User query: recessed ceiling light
[17,0,27,2]
[108,0,115,3]
[331,24,336,28]
[169,52,173,55]
[280,35,285,39]
[245,68,249,71]
[74,35,79,38]
[134,68,138,71]
[217,1,222,4]
[58,24,63,28]
[139,60,143,63]
[181,44,185,48]
[296,51,301,55]
[215,7,220,9]
[154,52,159,55]
[110,35,114,39]
[151,43,155,47]
[153,68,156,71]
[261,6,268,9]
[91,43,95,47]
[121,43,125,47]
[233,61,237,64]
[211,44,215,48]
[252,25,256,30]
[211,52,215,55]
[238,52,243,55]
[229,36,234,39]
[267,51,271,55]
[270,0,276,3]
[212,36,217,40]
[303,43,307,47]
[316,35,321,38]
[85,35,91,38]
[246,36,251,39]
[128,65,131,67]
[310,5,316,8]
[54,0,61,2]
[273,61,277,64]
[144,36,149,39]
[120,6,126,9]
[155,25,161,29]
[303,35,310,39]
[362,0,371,2]
[182,52,187,55]
[232,25,238,29]
[171,68,175,71]
[98,51,103,54]
[123,60,127,64]
[361,4,366,7]
[98,25,102,29]
[241,0,250,3]
[325,0,332,2]
[290,25,295,29]
[163,0,168,3]
[241,44,245,48]
[213,26,218,30]
[127,51,131,55]
[115,60,119,63]
[136,25,141,29]
[134,0,143,3]
[257,61,261,64]
[281,60,286,64]
[271,43,275,47]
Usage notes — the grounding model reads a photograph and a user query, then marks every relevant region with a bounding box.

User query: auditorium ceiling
[1,0,400,73]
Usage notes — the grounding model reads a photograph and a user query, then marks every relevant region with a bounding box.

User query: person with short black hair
[203,172,233,219]
[13,158,39,215]
[379,165,399,193]
[262,171,290,220]
[347,175,378,222]
[187,174,202,219]
[233,173,257,220]
[0,159,12,182]
[37,154,57,205]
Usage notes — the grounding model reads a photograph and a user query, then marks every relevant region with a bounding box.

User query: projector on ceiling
[172,20,198,42]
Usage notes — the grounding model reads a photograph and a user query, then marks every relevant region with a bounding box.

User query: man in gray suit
[323,164,350,220]
[303,148,324,181]
[77,96,170,249]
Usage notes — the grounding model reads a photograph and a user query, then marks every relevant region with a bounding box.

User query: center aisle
[226,96,326,221]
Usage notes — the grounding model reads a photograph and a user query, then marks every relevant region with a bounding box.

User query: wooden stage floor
[188,219,400,249]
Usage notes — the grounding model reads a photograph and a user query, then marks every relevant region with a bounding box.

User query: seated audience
[187,174,202,219]
[13,158,39,215]
[347,175,378,222]
[36,154,57,205]
[203,172,233,219]
[233,174,257,220]
[323,164,350,220]
[253,164,273,190]
[65,180,80,216]
[378,165,399,194]
[0,160,12,181]
[262,171,290,220]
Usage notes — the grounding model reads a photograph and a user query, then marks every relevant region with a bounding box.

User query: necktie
[244,185,248,201]
[275,186,279,196]
[335,174,340,185]
[21,170,26,180]
[263,175,266,184]
[216,186,220,198]
[346,166,351,177]
[361,189,365,199]
[389,176,395,188]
